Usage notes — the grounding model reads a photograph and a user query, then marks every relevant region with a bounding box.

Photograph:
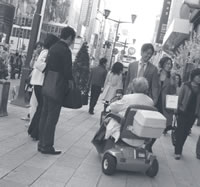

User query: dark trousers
[89,85,101,112]
[175,114,196,154]
[38,96,62,150]
[28,85,43,139]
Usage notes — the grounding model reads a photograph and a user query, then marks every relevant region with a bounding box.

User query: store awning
[162,18,191,53]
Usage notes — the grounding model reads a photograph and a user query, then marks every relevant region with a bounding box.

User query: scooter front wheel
[102,153,116,175]
[146,158,159,177]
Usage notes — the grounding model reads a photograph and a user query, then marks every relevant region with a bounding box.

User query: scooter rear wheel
[146,158,159,177]
[102,153,116,175]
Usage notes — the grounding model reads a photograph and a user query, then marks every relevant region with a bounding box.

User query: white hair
[129,77,149,94]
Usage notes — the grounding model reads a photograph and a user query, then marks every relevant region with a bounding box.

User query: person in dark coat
[38,27,76,155]
[174,68,200,160]
[88,58,107,114]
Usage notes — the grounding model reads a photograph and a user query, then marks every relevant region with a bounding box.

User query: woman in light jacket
[28,34,59,140]
[101,62,123,103]
[156,57,176,134]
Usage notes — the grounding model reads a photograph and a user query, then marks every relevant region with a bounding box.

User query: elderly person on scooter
[105,77,154,142]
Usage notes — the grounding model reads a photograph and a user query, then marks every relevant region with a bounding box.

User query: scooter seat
[121,138,145,147]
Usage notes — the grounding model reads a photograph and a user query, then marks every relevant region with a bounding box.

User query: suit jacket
[124,61,159,104]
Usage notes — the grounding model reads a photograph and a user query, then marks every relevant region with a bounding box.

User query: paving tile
[97,172,127,187]
[31,178,65,187]
[3,165,44,185]
[55,154,84,169]
[23,153,58,169]
[41,165,75,183]
[73,163,101,181]
[0,167,10,178]
[65,177,98,187]
[0,179,26,187]
[66,145,91,159]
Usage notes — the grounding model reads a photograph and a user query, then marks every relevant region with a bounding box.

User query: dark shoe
[40,147,62,155]
[174,154,181,160]
[89,111,94,115]
[32,137,39,141]
[163,130,167,135]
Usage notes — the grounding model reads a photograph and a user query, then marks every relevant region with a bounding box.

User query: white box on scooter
[132,110,166,138]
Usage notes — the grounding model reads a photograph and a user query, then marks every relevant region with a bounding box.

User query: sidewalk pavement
[0,95,200,186]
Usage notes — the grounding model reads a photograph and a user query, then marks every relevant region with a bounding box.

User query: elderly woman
[104,77,154,142]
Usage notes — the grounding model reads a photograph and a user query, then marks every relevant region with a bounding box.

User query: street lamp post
[102,11,137,69]
[95,9,111,61]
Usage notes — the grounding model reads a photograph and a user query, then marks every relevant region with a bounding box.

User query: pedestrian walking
[175,73,182,95]
[38,27,76,155]
[88,58,107,114]
[174,68,200,160]
[124,43,159,105]
[16,54,23,79]
[28,34,59,141]
[101,62,123,103]
[156,57,176,134]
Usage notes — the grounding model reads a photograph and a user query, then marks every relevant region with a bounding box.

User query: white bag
[166,95,178,110]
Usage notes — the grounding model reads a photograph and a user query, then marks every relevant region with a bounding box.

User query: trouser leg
[89,85,101,112]
[28,85,43,139]
[40,97,62,149]
[38,96,48,147]
[175,114,196,154]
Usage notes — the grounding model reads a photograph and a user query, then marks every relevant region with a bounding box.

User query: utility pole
[11,0,44,107]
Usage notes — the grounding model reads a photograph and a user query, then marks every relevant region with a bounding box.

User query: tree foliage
[173,32,200,76]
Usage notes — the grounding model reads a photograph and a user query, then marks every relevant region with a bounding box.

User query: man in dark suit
[38,27,76,155]
[125,43,159,105]
[88,58,107,114]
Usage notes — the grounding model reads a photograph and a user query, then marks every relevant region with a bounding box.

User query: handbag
[63,85,82,109]
[42,70,65,103]
[171,114,177,146]
[81,93,89,105]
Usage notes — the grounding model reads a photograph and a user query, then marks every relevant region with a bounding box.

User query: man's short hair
[60,26,76,41]
[99,58,107,65]
[131,77,149,94]
[141,43,154,54]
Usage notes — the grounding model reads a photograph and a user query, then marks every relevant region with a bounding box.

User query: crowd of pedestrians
[88,43,200,160]
[0,28,200,161]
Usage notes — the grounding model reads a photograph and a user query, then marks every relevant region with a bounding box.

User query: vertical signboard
[156,0,172,44]
[0,2,15,43]
[84,0,93,26]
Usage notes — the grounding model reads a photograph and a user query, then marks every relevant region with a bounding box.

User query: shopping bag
[81,93,88,105]
[63,87,82,109]
[166,95,178,110]
[42,70,65,103]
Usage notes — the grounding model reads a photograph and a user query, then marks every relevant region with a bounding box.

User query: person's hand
[68,80,74,89]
